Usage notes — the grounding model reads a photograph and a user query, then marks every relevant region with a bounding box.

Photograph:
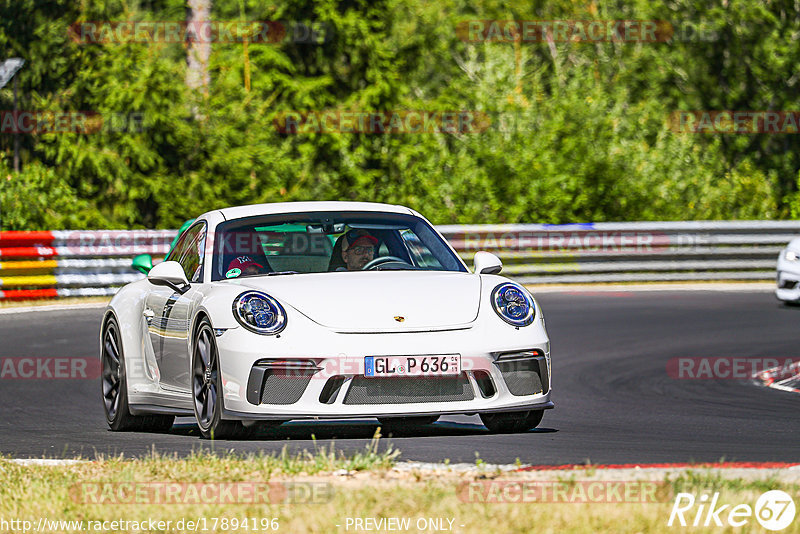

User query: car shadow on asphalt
[164,419,557,440]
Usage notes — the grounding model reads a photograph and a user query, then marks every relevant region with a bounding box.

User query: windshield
[211,211,467,281]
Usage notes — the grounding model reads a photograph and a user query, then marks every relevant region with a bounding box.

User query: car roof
[207,201,416,221]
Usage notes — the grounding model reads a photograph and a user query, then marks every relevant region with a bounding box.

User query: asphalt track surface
[1,290,798,465]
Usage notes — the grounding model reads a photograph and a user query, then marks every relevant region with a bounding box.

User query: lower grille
[496,359,545,396]
[343,374,474,405]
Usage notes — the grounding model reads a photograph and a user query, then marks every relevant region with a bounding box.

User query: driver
[340,229,379,270]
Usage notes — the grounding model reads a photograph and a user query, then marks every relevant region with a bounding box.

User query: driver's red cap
[343,230,378,251]
[228,256,263,271]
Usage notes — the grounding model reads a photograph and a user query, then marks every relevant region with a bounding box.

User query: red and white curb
[755,362,800,394]
[3,459,87,466]
[388,461,800,476]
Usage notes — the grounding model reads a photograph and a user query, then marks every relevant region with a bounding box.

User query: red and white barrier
[1,221,798,300]
[0,230,176,300]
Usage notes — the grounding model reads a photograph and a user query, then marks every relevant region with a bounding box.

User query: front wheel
[192,319,252,439]
[480,410,543,433]
[102,317,174,432]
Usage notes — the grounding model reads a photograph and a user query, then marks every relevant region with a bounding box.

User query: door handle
[143,308,155,325]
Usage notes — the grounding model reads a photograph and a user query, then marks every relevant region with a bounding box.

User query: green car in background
[131,219,195,275]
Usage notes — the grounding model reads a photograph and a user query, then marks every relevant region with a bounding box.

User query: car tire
[480,410,544,433]
[377,416,439,429]
[102,317,174,432]
[192,318,252,440]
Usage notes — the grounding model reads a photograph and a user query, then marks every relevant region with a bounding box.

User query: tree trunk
[186,0,211,94]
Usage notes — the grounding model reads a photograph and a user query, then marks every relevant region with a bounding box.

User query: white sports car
[776,237,800,303]
[101,202,553,439]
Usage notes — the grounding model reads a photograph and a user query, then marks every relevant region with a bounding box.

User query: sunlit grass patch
[1,448,799,533]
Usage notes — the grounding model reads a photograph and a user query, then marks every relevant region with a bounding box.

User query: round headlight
[233,291,287,335]
[785,250,799,262]
[491,283,535,327]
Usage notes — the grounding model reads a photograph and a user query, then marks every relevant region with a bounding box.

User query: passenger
[226,256,264,278]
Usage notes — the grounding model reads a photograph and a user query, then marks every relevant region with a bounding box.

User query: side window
[167,223,206,283]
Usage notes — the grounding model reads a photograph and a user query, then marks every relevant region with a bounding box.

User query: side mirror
[473,251,502,275]
[131,254,153,274]
[147,261,190,294]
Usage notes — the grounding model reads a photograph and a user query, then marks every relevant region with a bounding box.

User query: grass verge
[1,440,799,533]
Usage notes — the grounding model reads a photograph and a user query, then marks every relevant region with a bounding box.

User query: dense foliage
[0,0,796,229]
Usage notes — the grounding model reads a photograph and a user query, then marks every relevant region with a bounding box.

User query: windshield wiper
[375,266,420,271]
[266,270,299,276]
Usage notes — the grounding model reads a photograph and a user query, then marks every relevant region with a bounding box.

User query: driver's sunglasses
[348,246,374,255]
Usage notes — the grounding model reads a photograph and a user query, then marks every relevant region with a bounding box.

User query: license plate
[364,355,461,377]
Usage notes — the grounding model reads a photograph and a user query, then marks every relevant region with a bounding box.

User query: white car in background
[776,237,800,303]
[100,202,553,439]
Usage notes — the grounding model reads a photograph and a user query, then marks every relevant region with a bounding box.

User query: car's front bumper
[215,318,552,421]
[776,251,800,302]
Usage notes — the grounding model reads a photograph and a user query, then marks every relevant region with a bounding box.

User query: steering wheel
[362,255,413,270]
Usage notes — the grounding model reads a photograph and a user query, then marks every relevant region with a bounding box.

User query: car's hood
[231,271,481,332]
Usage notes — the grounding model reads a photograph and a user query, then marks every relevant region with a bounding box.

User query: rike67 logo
[668,490,796,530]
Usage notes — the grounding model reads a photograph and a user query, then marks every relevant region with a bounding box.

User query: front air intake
[473,371,496,398]
[246,360,320,405]
[319,376,347,404]
[493,351,548,396]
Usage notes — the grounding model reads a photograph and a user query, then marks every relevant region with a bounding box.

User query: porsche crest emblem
[394,316,405,322]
